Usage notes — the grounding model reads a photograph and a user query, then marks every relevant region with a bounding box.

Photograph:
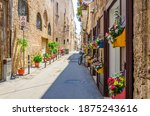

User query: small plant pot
[112,29,126,48]
[111,88,126,99]
[18,68,25,76]
[43,58,47,62]
[35,62,40,68]
[98,41,104,48]
[96,68,104,74]
[46,58,50,61]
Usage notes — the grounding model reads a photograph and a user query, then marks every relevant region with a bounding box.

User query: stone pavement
[0,52,103,99]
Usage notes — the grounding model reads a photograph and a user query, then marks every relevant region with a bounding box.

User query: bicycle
[78,52,84,65]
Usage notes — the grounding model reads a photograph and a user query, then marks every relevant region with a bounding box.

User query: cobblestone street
[0,52,103,99]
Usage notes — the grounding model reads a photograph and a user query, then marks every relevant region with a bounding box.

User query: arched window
[36,13,42,30]
[48,23,51,35]
[64,40,65,45]
[18,0,29,22]
[43,10,48,27]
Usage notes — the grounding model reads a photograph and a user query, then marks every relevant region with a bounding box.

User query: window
[43,10,48,27]
[48,23,51,35]
[56,2,58,15]
[18,0,29,22]
[55,2,59,25]
[64,40,65,45]
[36,13,42,30]
[56,38,58,42]
[108,0,120,76]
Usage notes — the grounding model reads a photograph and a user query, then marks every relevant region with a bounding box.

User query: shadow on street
[42,53,103,99]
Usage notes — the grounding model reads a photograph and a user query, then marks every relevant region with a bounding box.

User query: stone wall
[133,0,150,98]
[12,0,71,73]
[0,0,10,80]
[0,0,2,80]
[12,0,54,73]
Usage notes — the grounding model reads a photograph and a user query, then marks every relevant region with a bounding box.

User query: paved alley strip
[0,52,103,99]
[42,53,103,99]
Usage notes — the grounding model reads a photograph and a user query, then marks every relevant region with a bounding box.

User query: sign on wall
[20,16,27,27]
[82,0,94,4]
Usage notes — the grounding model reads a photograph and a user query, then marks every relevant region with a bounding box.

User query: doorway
[104,0,133,98]
[41,37,48,55]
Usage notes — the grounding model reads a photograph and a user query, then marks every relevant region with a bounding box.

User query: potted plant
[43,53,50,62]
[105,10,126,48]
[17,37,28,75]
[48,42,59,58]
[33,54,42,68]
[95,61,104,74]
[107,71,126,99]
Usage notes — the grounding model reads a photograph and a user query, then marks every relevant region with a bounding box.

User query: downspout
[9,0,13,57]
[1,0,5,81]
[9,0,14,79]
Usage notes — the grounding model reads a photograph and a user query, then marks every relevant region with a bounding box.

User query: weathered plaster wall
[133,0,150,99]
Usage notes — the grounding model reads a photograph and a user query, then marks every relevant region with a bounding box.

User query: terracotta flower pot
[111,88,126,99]
[35,62,40,68]
[18,68,25,76]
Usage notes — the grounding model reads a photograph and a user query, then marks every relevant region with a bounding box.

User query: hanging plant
[96,35,104,48]
[105,10,125,45]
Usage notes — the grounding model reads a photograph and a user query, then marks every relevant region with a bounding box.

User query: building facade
[79,0,150,99]
[11,0,54,74]
[0,0,11,81]
[0,0,76,81]
[11,0,76,74]
[52,0,76,51]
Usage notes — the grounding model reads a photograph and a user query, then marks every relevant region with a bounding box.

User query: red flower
[108,78,115,86]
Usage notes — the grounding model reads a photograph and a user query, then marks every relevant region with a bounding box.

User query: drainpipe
[10,0,13,57]
[1,0,5,81]
[9,0,15,79]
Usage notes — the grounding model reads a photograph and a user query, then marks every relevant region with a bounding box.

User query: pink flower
[110,85,116,90]
[105,33,109,37]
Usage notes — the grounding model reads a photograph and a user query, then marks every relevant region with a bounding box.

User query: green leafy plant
[17,37,28,52]
[43,53,50,58]
[48,42,59,55]
[17,37,28,69]
[77,6,82,21]
[33,54,42,63]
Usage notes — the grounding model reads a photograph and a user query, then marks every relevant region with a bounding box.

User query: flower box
[112,88,126,99]
[96,67,104,74]
[98,40,104,48]
[88,60,92,64]
[112,29,126,48]
[108,71,126,98]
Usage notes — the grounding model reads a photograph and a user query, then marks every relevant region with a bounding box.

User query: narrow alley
[42,53,103,99]
[0,0,150,100]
